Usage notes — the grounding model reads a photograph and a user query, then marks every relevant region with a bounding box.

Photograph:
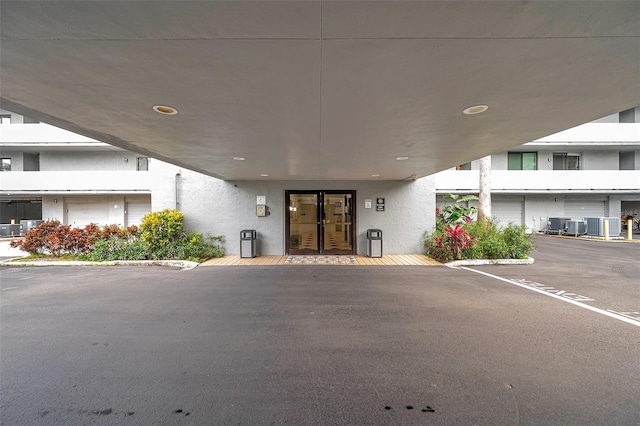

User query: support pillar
[478,155,491,223]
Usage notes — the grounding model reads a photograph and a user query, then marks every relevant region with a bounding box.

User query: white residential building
[434,108,640,233]
[0,110,152,228]
[1,107,639,252]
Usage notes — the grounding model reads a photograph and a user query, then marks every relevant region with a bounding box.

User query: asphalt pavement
[1,236,638,425]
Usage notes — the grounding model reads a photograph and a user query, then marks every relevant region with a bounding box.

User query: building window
[137,157,148,171]
[1,158,11,171]
[0,115,11,124]
[508,152,537,170]
[553,153,581,170]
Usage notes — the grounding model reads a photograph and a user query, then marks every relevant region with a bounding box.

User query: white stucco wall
[537,151,555,170]
[150,162,435,255]
[582,150,619,170]
[40,151,138,171]
[41,196,64,221]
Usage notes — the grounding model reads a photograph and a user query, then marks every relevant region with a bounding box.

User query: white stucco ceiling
[1,1,639,180]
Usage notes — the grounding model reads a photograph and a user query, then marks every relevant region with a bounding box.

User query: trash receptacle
[240,229,257,258]
[366,229,382,258]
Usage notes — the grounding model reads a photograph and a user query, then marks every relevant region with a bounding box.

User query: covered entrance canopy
[1,1,639,181]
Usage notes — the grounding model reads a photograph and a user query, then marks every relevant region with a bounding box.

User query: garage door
[565,200,606,220]
[67,202,110,228]
[493,200,523,226]
[126,199,151,227]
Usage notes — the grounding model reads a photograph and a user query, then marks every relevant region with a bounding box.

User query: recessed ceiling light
[152,105,179,115]
[396,156,409,161]
[233,157,245,161]
[260,173,269,177]
[463,104,489,115]
[371,174,380,177]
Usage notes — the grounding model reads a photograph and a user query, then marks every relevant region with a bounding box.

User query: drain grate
[285,256,358,265]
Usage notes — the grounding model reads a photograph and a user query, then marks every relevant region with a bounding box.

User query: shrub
[436,193,478,231]
[424,218,534,262]
[10,221,139,256]
[138,210,225,262]
[144,231,225,262]
[10,220,78,256]
[424,224,474,261]
[175,232,225,262]
[140,209,185,252]
[81,236,150,261]
[11,211,224,262]
[11,220,62,254]
[501,223,535,259]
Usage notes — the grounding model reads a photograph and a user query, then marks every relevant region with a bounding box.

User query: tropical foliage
[425,194,534,262]
[10,210,225,262]
[10,221,138,257]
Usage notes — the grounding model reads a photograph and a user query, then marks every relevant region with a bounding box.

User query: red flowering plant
[425,193,479,262]
[443,224,475,260]
[426,193,535,262]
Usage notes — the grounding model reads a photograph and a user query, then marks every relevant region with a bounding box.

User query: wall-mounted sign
[257,195,266,205]
[365,199,372,209]
[376,197,385,212]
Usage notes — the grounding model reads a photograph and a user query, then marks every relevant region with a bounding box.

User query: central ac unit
[585,217,621,237]
[566,221,585,236]
[547,217,571,234]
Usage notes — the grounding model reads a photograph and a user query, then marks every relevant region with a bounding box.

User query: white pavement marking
[457,266,640,327]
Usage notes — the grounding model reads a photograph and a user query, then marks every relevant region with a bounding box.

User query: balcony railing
[434,170,640,193]
[0,171,151,193]
[0,123,106,146]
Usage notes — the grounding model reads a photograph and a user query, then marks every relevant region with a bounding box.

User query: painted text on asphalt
[510,279,595,302]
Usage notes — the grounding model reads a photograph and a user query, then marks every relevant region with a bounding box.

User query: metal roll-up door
[493,200,523,226]
[67,202,110,228]
[565,200,606,221]
[126,200,151,226]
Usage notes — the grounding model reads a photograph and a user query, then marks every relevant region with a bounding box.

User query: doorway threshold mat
[285,256,358,265]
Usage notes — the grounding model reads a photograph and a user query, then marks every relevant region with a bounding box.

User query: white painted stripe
[458,266,640,327]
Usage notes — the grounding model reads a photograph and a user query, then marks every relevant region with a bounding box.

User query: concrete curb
[445,257,534,267]
[1,259,199,270]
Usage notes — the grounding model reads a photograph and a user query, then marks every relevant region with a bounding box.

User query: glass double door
[286,190,355,255]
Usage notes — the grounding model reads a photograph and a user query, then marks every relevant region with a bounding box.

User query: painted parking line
[458,266,640,327]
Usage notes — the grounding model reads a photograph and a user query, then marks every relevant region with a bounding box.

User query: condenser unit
[566,221,585,236]
[547,217,571,234]
[585,217,621,237]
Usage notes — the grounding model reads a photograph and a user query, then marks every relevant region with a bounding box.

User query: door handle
[322,219,326,226]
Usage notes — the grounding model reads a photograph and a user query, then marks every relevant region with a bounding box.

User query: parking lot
[1,236,638,425]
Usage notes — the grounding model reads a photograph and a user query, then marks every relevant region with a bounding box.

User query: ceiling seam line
[318,0,323,180]
[3,36,638,42]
